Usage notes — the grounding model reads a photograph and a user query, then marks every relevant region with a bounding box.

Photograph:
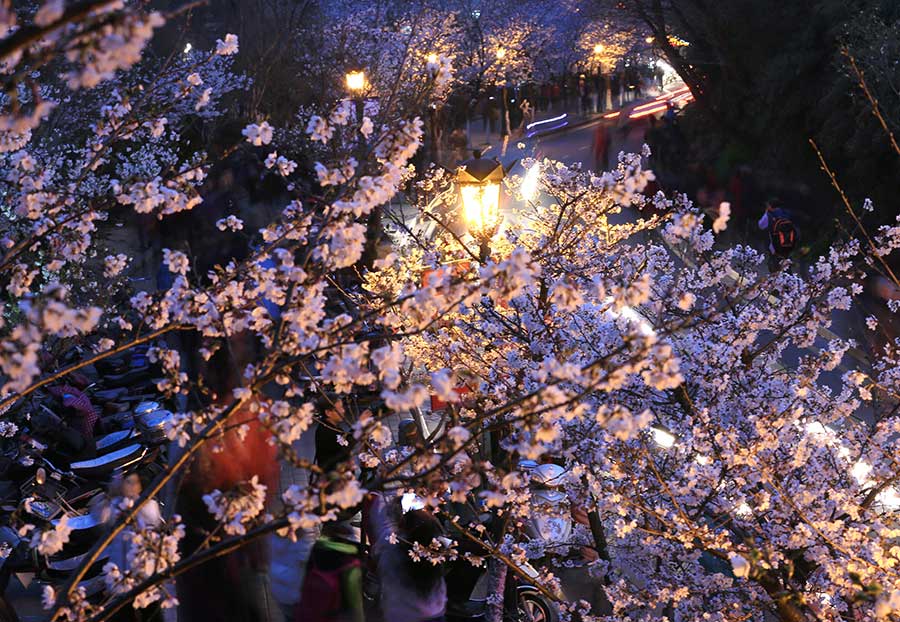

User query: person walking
[518,98,534,132]
[295,517,364,622]
[757,198,798,271]
[592,122,610,171]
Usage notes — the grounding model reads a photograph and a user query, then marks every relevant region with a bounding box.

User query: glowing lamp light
[496,47,507,61]
[645,36,654,44]
[183,42,192,54]
[593,43,604,55]
[652,427,676,449]
[877,487,900,512]
[520,161,540,202]
[345,70,366,93]
[457,151,505,255]
[459,182,501,234]
[427,52,439,64]
[735,502,752,517]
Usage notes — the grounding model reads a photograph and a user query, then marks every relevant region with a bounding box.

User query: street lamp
[346,69,378,267]
[426,54,440,161]
[457,150,505,261]
[345,69,367,125]
[496,47,509,137]
[345,70,366,93]
[592,44,611,111]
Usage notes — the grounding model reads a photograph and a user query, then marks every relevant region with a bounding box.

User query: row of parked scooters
[0,343,176,614]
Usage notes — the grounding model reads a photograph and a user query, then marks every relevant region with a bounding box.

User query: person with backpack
[757,198,798,270]
[295,517,364,622]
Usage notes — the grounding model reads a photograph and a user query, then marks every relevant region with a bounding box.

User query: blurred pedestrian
[295,517,364,622]
[519,98,534,132]
[592,122,610,171]
[100,473,164,622]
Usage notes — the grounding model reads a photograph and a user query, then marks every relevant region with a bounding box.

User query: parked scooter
[444,502,560,622]
[520,461,573,548]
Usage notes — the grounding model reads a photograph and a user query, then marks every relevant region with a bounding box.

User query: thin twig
[843,48,900,157]
[808,138,900,288]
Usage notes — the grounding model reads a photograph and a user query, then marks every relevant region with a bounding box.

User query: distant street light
[593,43,610,110]
[346,69,377,267]
[426,55,440,161]
[645,36,654,44]
[458,150,505,261]
[496,48,509,136]
[345,70,366,93]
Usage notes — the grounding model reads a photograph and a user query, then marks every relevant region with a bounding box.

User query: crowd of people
[465,66,656,137]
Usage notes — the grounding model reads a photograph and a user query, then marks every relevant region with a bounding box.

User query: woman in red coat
[176,336,280,622]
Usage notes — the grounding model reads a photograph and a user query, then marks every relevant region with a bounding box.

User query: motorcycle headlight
[27,499,57,521]
[401,492,425,514]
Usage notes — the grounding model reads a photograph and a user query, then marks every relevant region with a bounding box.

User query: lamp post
[346,69,381,269]
[593,43,612,112]
[345,69,366,124]
[457,150,504,262]
[496,47,509,137]
[426,54,440,162]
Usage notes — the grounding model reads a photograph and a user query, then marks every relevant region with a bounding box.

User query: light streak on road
[526,113,568,131]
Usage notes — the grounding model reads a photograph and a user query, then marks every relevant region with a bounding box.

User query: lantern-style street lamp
[345,70,366,93]
[458,150,505,261]
[592,44,612,111]
[426,54,441,161]
[345,69,366,126]
[345,69,379,267]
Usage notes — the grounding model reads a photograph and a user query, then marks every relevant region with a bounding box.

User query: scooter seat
[46,550,109,574]
[446,599,487,618]
[54,513,102,532]
[93,388,127,401]
[69,444,145,477]
[95,429,134,452]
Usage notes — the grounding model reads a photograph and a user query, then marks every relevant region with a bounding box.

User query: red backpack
[771,217,797,256]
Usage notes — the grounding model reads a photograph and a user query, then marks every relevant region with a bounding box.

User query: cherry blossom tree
[3,3,900,622]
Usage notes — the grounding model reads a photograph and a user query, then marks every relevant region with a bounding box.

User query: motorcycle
[444,497,561,622]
